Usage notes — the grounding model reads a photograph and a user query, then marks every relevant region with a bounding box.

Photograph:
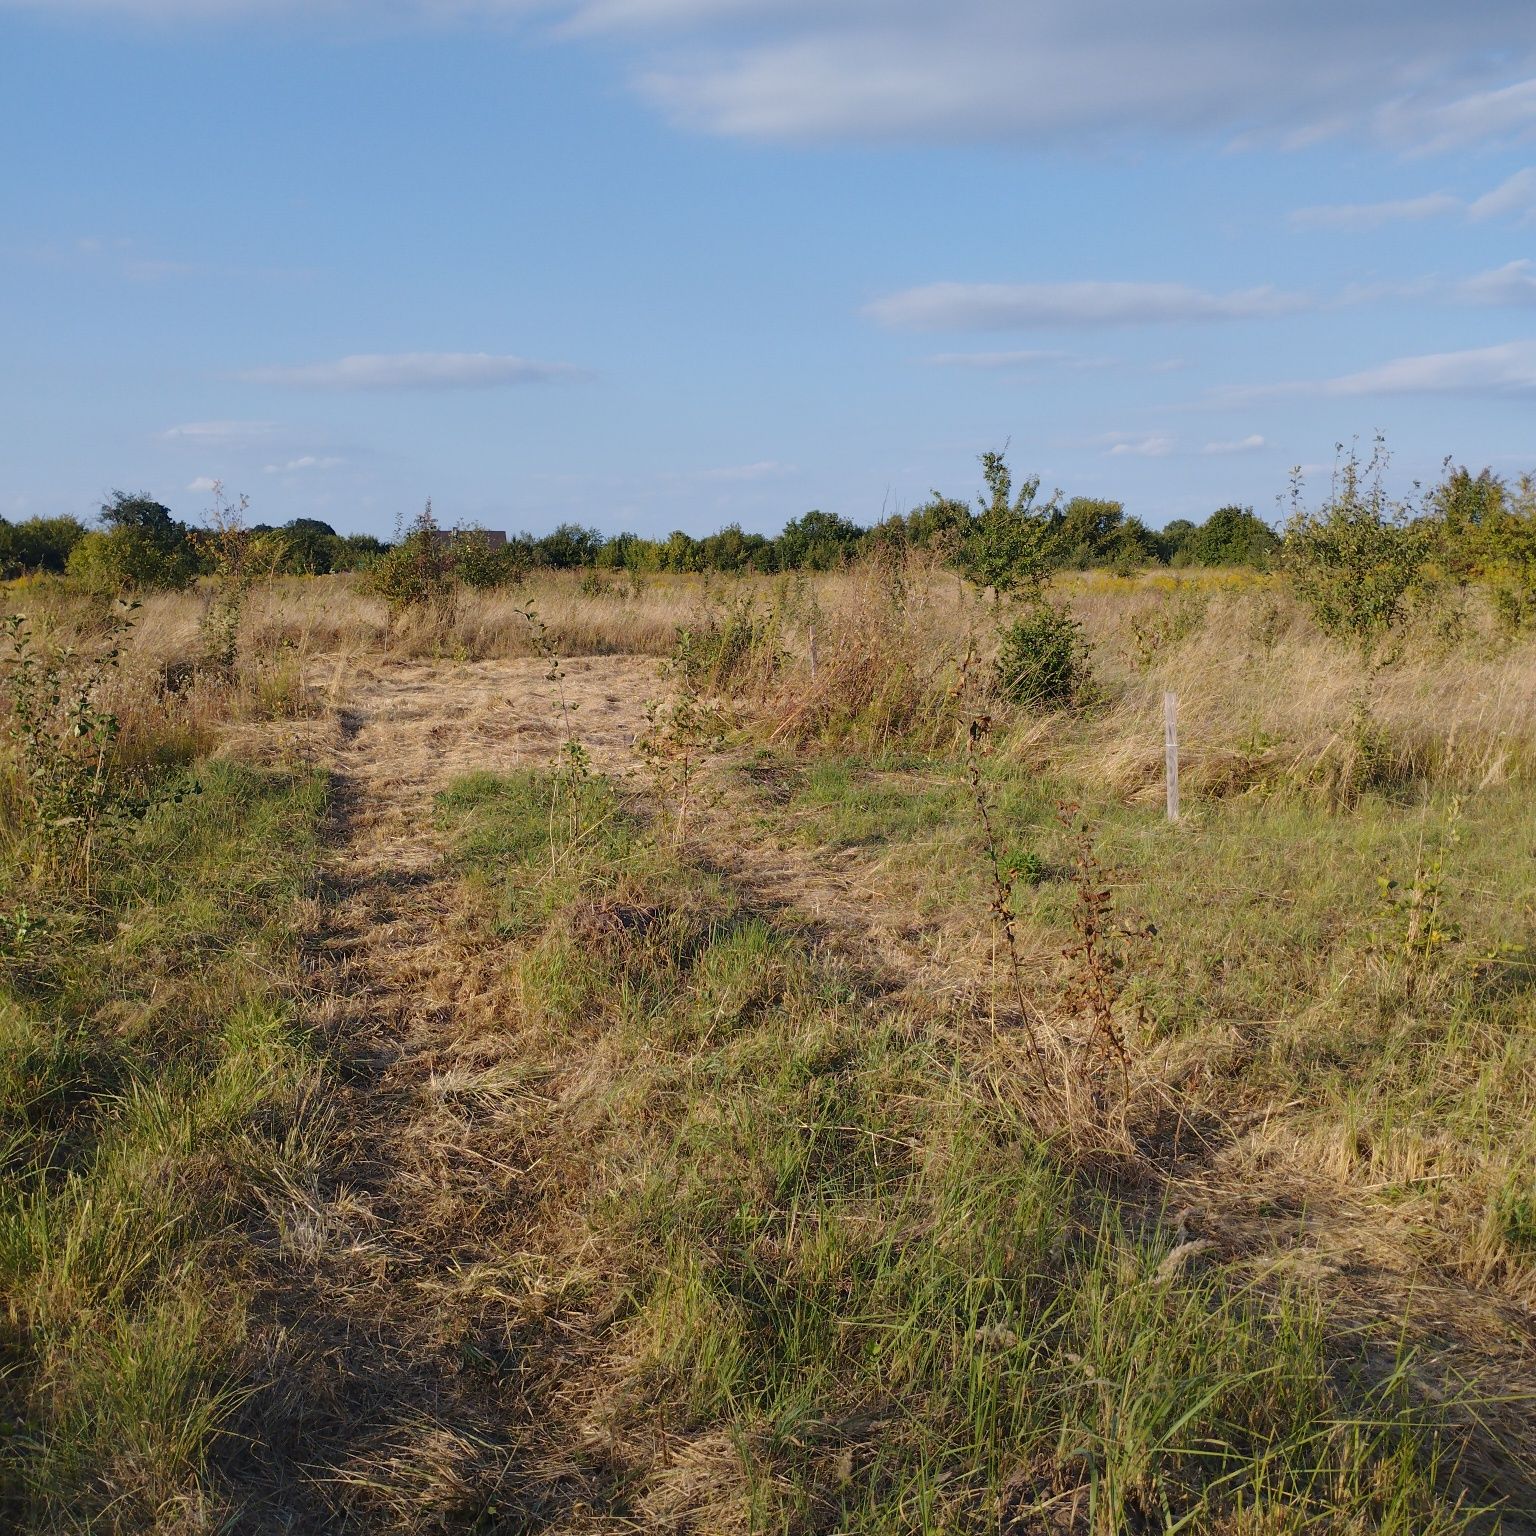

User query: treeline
[0,495,386,587]
[7,455,1533,607]
[0,485,1279,590]
[493,497,1280,576]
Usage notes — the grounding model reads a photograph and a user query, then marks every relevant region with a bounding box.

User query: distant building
[432,528,508,547]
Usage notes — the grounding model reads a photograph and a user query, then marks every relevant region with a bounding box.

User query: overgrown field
[1,556,1533,1532]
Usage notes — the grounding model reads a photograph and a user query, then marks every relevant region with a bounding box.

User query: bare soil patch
[217,655,658,1529]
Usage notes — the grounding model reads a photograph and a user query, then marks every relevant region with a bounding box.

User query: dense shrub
[0,515,87,577]
[1284,444,1428,651]
[67,492,200,592]
[996,601,1093,708]
[960,453,1056,598]
[1424,466,1536,629]
[1176,505,1281,568]
[452,529,526,589]
[367,504,455,612]
[1052,496,1161,571]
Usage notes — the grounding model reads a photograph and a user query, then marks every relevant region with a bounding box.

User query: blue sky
[4,0,1535,540]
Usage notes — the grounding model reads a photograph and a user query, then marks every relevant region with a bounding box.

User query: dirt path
[220,655,659,1531]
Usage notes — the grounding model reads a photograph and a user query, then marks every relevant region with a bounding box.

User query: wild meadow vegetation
[2,444,1535,1531]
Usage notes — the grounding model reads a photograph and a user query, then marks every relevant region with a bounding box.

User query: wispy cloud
[1471,167,1536,220]
[1451,260,1536,307]
[263,455,347,473]
[1320,342,1536,396]
[1291,167,1536,231]
[239,351,586,390]
[161,419,278,442]
[10,1,1534,153]
[868,281,1309,331]
[923,348,1076,369]
[1289,192,1462,231]
[1377,76,1536,154]
[1202,434,1266,455]
[1108,434,1175,458]
[669,460,796,483]
[1224,340,1536,401]
[186,476,220,493]
[634,8,1536,149]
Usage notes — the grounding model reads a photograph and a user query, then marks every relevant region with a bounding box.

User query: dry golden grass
[13,558,1534,798]
[6,556,1536,1530]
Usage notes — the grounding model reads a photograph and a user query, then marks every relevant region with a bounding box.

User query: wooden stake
[1164,691,1180,823]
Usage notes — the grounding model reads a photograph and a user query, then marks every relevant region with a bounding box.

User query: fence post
[1164,691,1180,823]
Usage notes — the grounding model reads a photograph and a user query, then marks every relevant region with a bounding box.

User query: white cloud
[239,351,586,389]
[186,476,220,492]
[1469,167,1536,222]
[1108,434,1175,458]
[868,280,1308,331]
[161,419,277,442]
[1226,341,1536,401]
[1450,260,1536,307]
[1291,166,1536,231]
[263,455,347,473]
[1378,76,1536,154]
[1202,434,1266,455]
[1289,193,1460,231]
[1322,341,1536,395]
[8,1,1534,151]
[924,348,1074,369]
[634,11,1536,148]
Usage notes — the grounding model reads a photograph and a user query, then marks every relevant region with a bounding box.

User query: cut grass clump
[0,758,327,1533]
[437,769,1482,1533]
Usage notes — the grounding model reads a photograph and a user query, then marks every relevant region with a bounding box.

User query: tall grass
[11,558,1536,795]
[431,770,1484,1533]
[0,760,328,1532]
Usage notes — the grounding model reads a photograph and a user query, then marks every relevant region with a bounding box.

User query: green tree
[0,515,87,577]
[1051,497,1127,569]
[68,491,199,591]
[775,510,865,571]
[279,517,343,574]
[1181,505,1281,568]
[1284,442,1428,652]
[335,533,387,570]
[1425,466,1536,627]
[1157,518,1198,564]
[534,523,605,569]
[367,502,454,611]
[451,528,525,588]
[960,452,1056,598]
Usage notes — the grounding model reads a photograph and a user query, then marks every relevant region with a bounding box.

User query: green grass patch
[437,769,1482,1533]
[0,759,327,1533]
[750,741,1536,1292]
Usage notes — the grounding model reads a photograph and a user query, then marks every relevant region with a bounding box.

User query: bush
[961,452,1056,598]
[1283,441,1428,652]
[996,601,1093,709]
[367,503,454,612]
[0,516,87,578]
[1424,466,1536,629]
[675,598,781,693]
[67,492,200,592]
[451,529,526,589]
[533,522,605,570]
[1179,505,1281,568]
